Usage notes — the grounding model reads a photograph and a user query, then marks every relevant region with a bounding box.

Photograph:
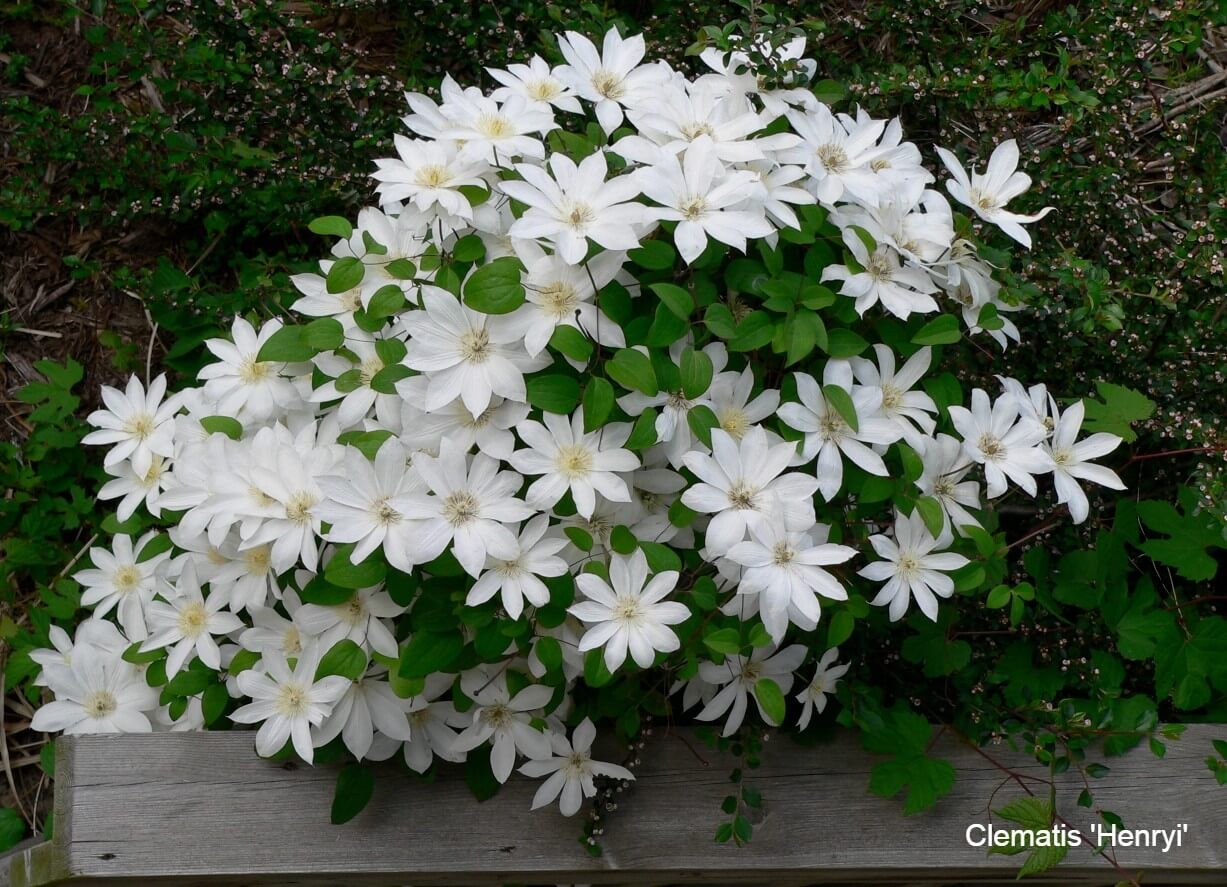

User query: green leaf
[823,385,859,433]
[583,647,615,685]
[316,639,368,681]
[914,495,946,538]
[625,409,658,449]
[754,678,786,725]
[255,325,312,362]
[200,415,243,440]
[536,636,563,672]
[824,327,869,358]
[0,807,25,853]
[628,239,675,270]
[564,526,594,551]
[581,378,615,432]
[911,314,961,346]
[811,78,846,103]
[308,215,353,239]
[305,317,344,351]
[610,525,637,555]
[646,301,689,346]
[641,541,682,574]
[548,325,593,362]
[464,746,501,802]
[367,285,407,319]
[1081,382,1155,443]
[331,764,374,824]
[651,282,694,319]
[728,311,774,352]
[607,349,658,395]
[398,630,464,678]
[827,610,855,647]
[1137,489,1227,581]
[687,404,720,449]
[703,627,741,655]
[327,256,365,294]
[526,374,581,413]
[452,234,486,263]
[463,257,525,314]
[679,348,713,399]
[325,546,387,589]
[385,258,417,279]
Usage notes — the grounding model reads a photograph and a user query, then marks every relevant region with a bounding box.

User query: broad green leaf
[399,630,464,678]
[526,374,581,413]
[823,385,859,433]
[199,415,243,440]
[316,639,368,681]
[911,314,961,346]
[679,348,713,399]
[327,256,365,294]
[255,325,312,362]
[651,282,694,319]
[463,256,525,314]
[581,378,615,431]
[331,764,374,824]
[308,215,353,239]
[628,239,675,270]
[607,348,658,395]
[754,678,786,725]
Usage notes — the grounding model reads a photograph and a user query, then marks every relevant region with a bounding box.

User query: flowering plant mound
[31,29,1129,826]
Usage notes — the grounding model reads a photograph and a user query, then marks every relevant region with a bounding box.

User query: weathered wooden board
[4,725,1225,886]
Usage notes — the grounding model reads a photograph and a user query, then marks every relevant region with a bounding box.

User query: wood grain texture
[7,725,1226,886]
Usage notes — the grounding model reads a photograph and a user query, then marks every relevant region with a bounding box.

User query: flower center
[727,482,759,510]
[555,444,594,479]
[977,433,1005,460]
[564,201,595,230]
[343,595,367,626]
[719,408,750,438]
[84,689,118,719]
[282,625,303,656]
[244,545,271,573]
[681,196,707,221]
[526,79,560,101]
[771,541,796,566]
[459,328,492,363]
[276,683,310,718]
[897,553,921,579]
[881,383,903,411]
[816,143,849,173]
[464,404,496,429]
[414,164,452,188]
[285,492,316,524]
[866,252,894,281]
[359,356,384,387]
[373,497,401,526]
[177,601,209,638]
[665,391,693,411]
[538,281,579,318]
[970,188,998,212]
[613,595,644,623]
[741,661,762,681]
[1053,447,1073,467]
[494,557,524,577]
[443,490,480,526]
[681,121,715,140]
[238,355,271,384]
[476,112,514,139]
[124,412,155,439]
[563,750,590,776]
[481,702,513,730]
[934,477,955,497]
[340,288,363,311]
[113,565,142,593]
[870,156,893,171]
[820,413,848,440]
[591,69,625,99]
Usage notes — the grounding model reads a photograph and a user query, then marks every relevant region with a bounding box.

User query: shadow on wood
[3,725,1225,885]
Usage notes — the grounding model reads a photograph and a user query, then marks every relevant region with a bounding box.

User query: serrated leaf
[1081,382,1155,443]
